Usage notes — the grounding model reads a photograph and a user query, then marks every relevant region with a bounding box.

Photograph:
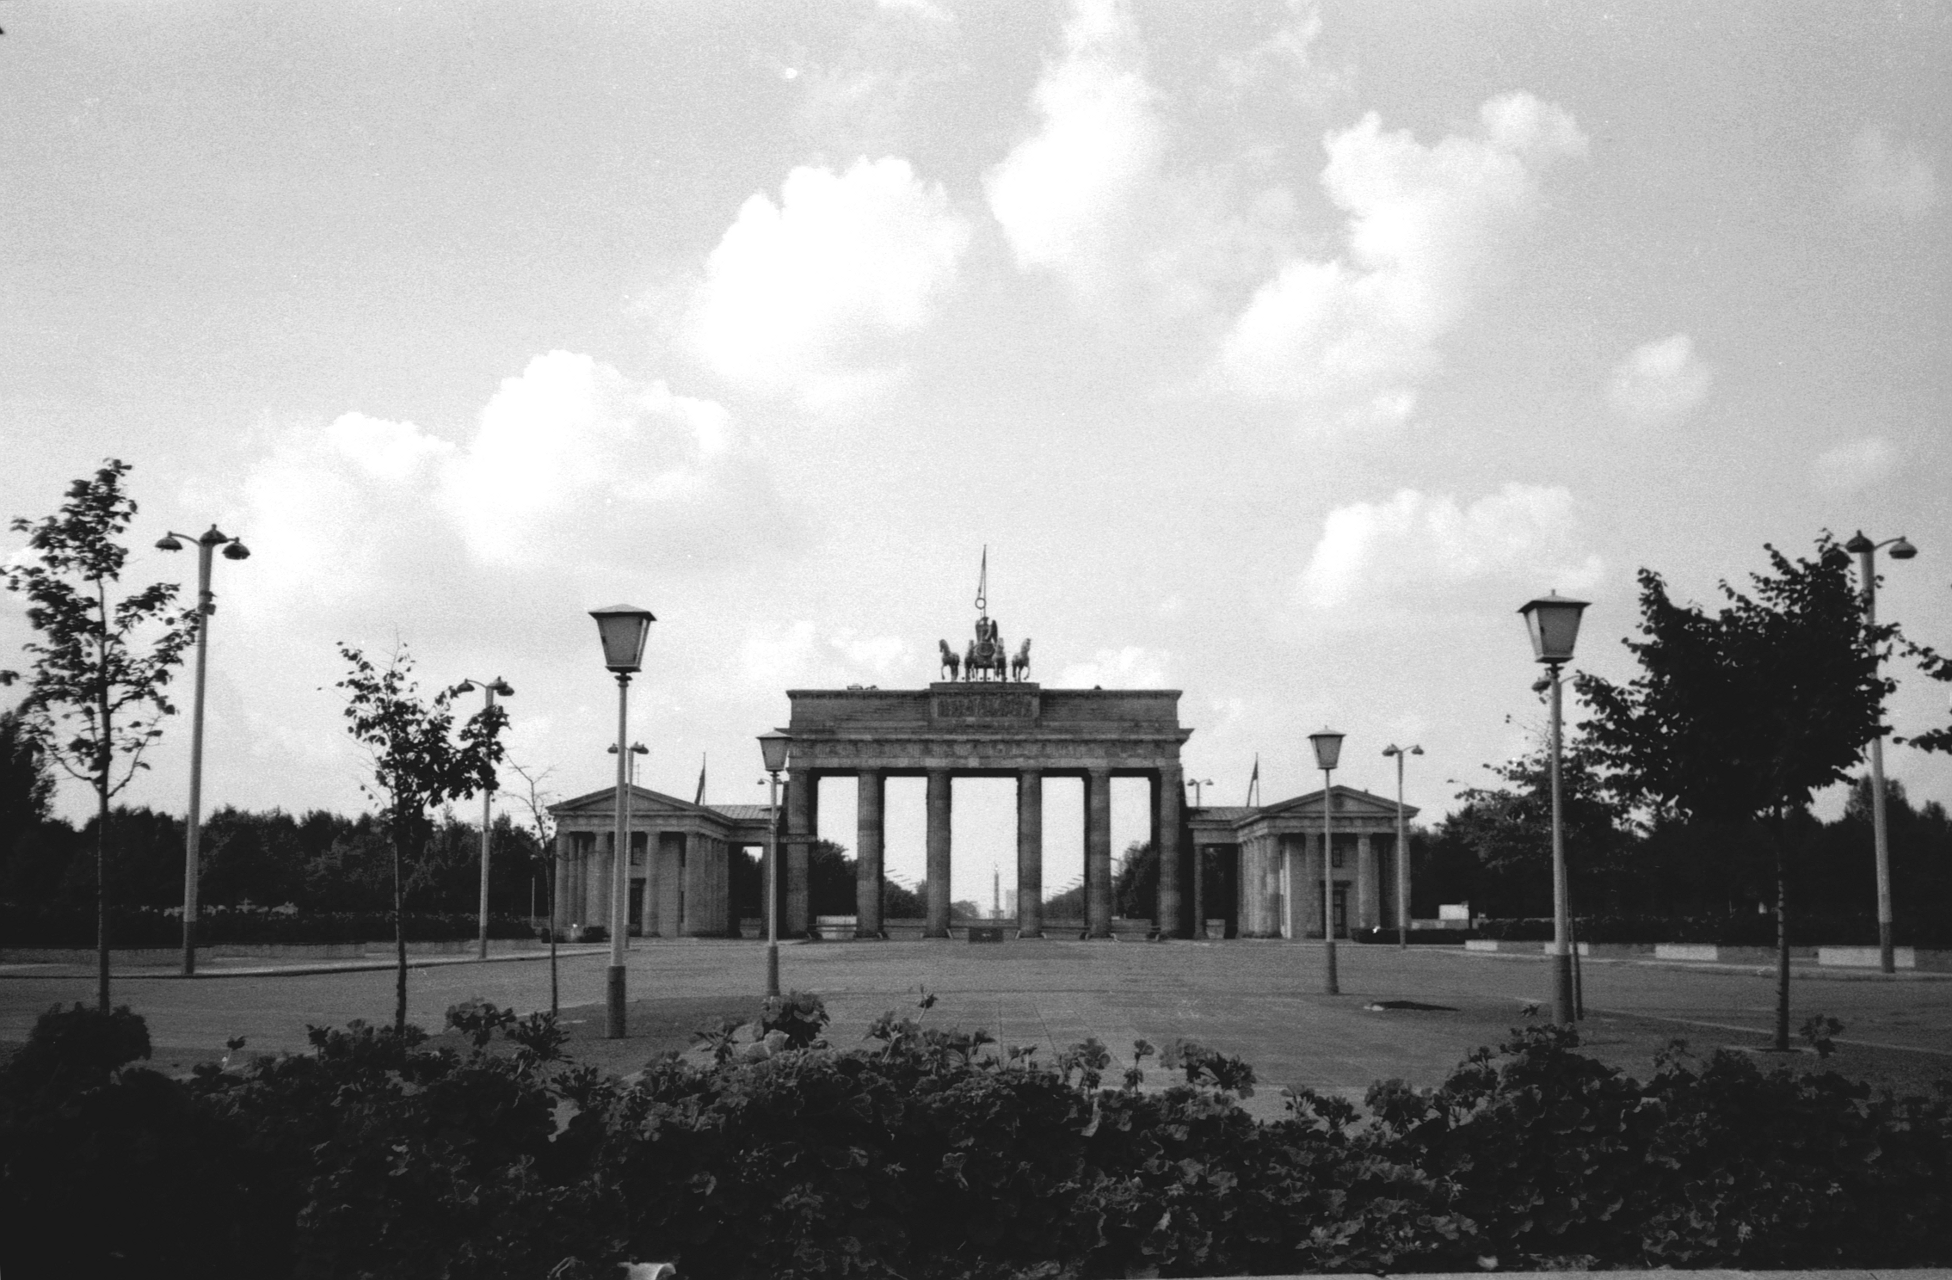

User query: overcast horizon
[4,1,1947,906]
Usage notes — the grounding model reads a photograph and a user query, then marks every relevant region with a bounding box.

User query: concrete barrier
[1819,945,1916,969]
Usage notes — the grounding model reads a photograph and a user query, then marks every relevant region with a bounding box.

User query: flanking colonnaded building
[548,625,1419,942]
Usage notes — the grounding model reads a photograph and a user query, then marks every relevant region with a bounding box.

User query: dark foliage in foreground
[2,1000,1949,1279]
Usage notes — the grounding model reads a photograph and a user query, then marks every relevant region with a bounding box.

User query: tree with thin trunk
[506,760,561,1016]
[337,642,506,1034]
[1578,535,1897,1050]
[2,461,197,1012]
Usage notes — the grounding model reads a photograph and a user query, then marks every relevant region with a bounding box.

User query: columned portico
[1227,787,1419,939]
[549,785,771,940]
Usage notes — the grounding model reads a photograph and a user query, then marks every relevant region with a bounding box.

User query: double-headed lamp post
[156,525,250,977]
[457,678,514,960]
[1308,728,1345,995]
[1519,590,1589,1026]
[1381,744,1423,950]
[759,730,792,998]
[608,740,649,942]
[1185,777,1214,808]
[590,603,656,1039]
[1843,531,1916,975]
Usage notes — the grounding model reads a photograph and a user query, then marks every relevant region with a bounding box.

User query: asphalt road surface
[6,941,1949,1118]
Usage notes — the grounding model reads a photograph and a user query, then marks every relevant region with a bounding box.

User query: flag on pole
[1246,754,1261,807]
[694,753,707,805]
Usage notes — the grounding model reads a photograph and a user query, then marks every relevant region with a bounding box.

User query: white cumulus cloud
[236,352,783,624]
[685,156,971,406]
[739,620,916,688]
[1056,645,1173,688]
[984,0,1163,292]
[443,351,740,566]
[1810,436,1900,495]
[1605,333,1713,426]
[1300,484,1603,612]
[1844,126,1938,221]
[1214,92,1587,431]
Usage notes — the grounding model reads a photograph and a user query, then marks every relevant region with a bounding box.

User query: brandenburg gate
[546,568,1420,943]
[778,681,1192,939]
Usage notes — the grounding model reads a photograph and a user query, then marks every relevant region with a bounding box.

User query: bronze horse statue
[938,639,961,681]
[1010,637,1031,682]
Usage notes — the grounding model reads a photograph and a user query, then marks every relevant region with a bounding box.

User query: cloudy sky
[3,1,1947,905]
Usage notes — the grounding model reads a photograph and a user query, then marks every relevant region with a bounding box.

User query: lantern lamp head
[758,729,792,775]
[1519,591,1589,665]
[222,540,251,560]
[589,604,656,673]
[1308,727,1345,772]
[1889,536,1917,560]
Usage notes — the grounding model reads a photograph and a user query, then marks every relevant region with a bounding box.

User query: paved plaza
[6,941,1950,1119]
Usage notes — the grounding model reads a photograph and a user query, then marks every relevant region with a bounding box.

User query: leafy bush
[5,1001,1950,1277]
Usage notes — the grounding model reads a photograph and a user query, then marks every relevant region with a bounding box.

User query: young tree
[1578,536,1897,1049]
[2,461,197,1010]
[337,642,507,1033]
[1442,722,1637,917]
[506,760,562,1016]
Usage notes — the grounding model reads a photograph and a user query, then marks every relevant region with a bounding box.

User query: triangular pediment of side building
[1258,786,1417,821]
[549,784,714,820]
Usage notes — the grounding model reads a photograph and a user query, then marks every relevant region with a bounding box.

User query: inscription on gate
[931,688,1039,725]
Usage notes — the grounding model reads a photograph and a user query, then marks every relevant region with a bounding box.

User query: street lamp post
[459,678,514,961]
[1844,531,1916,975]
[759,730,791,998]
[156,525,249,977]
[608,740,649,941]
[1308,728,1345,995]
[590,603,655,1039]
[1382,744,1423,950]
[1185,777,1213,808]
[1519,590,1589,1027]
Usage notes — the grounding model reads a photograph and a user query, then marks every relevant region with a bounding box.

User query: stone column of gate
[856,770,885,938]
[1016,770,1043,938]
[1155,764,1184,936]
[925,769,952,938]
[1085,767,1113,938]
[1356,832,1379,931]
[785,767,813,936]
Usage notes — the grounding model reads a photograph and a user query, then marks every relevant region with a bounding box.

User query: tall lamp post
[156,525,250,977]
[1844,531,1916,975]
[1381,744,1423,950]
[458,678,514,960]
[759,730,791,997]
[1308,728,1345,995]
[590,603,655,1039]
[608,740,649,941]
[1185,777,1214,808]
[1519,591,1589,1026]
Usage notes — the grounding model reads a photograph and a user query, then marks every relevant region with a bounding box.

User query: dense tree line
[1416,769,1952,943]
